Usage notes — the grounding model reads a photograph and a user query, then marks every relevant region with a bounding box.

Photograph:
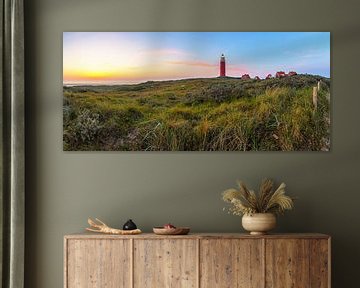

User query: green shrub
[63,109,103,150]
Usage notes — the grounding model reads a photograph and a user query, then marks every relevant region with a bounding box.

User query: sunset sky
[63,32,330,85]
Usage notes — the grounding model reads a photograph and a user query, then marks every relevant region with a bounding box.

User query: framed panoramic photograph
[63,32,330,151]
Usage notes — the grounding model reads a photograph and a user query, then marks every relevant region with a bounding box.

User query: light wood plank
[265,239,310,288]
[64,238,68,288]
[200,239,264,288]
[67,239,131,288]
[133,239,197,288]
[65,233,330,240]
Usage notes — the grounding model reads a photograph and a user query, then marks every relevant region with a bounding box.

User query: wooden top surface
[65,232,330,240]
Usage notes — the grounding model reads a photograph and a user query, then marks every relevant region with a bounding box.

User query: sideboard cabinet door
[310,239,330,288]
[266,239,309,288]
[265,239,329,288]
[200,239,264,288]
[66,239,131,288]
[134,239,198,288]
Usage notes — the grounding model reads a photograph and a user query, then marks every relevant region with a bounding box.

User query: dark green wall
[25,0,360,287]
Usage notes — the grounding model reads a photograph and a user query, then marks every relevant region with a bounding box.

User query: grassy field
[63,75,330,151]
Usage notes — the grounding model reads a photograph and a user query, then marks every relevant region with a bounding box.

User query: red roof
[276,71,286,78]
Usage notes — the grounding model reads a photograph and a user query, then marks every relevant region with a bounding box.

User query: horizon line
[63,73,331,87]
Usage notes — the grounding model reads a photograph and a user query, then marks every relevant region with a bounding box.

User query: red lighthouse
[220,54,226,77]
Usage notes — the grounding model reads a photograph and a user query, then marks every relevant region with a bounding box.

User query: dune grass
[63,75,330,151]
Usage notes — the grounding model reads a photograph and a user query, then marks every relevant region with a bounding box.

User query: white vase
[242,213,276,235]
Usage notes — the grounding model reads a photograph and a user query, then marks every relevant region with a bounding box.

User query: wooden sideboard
[64,233,330,288]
